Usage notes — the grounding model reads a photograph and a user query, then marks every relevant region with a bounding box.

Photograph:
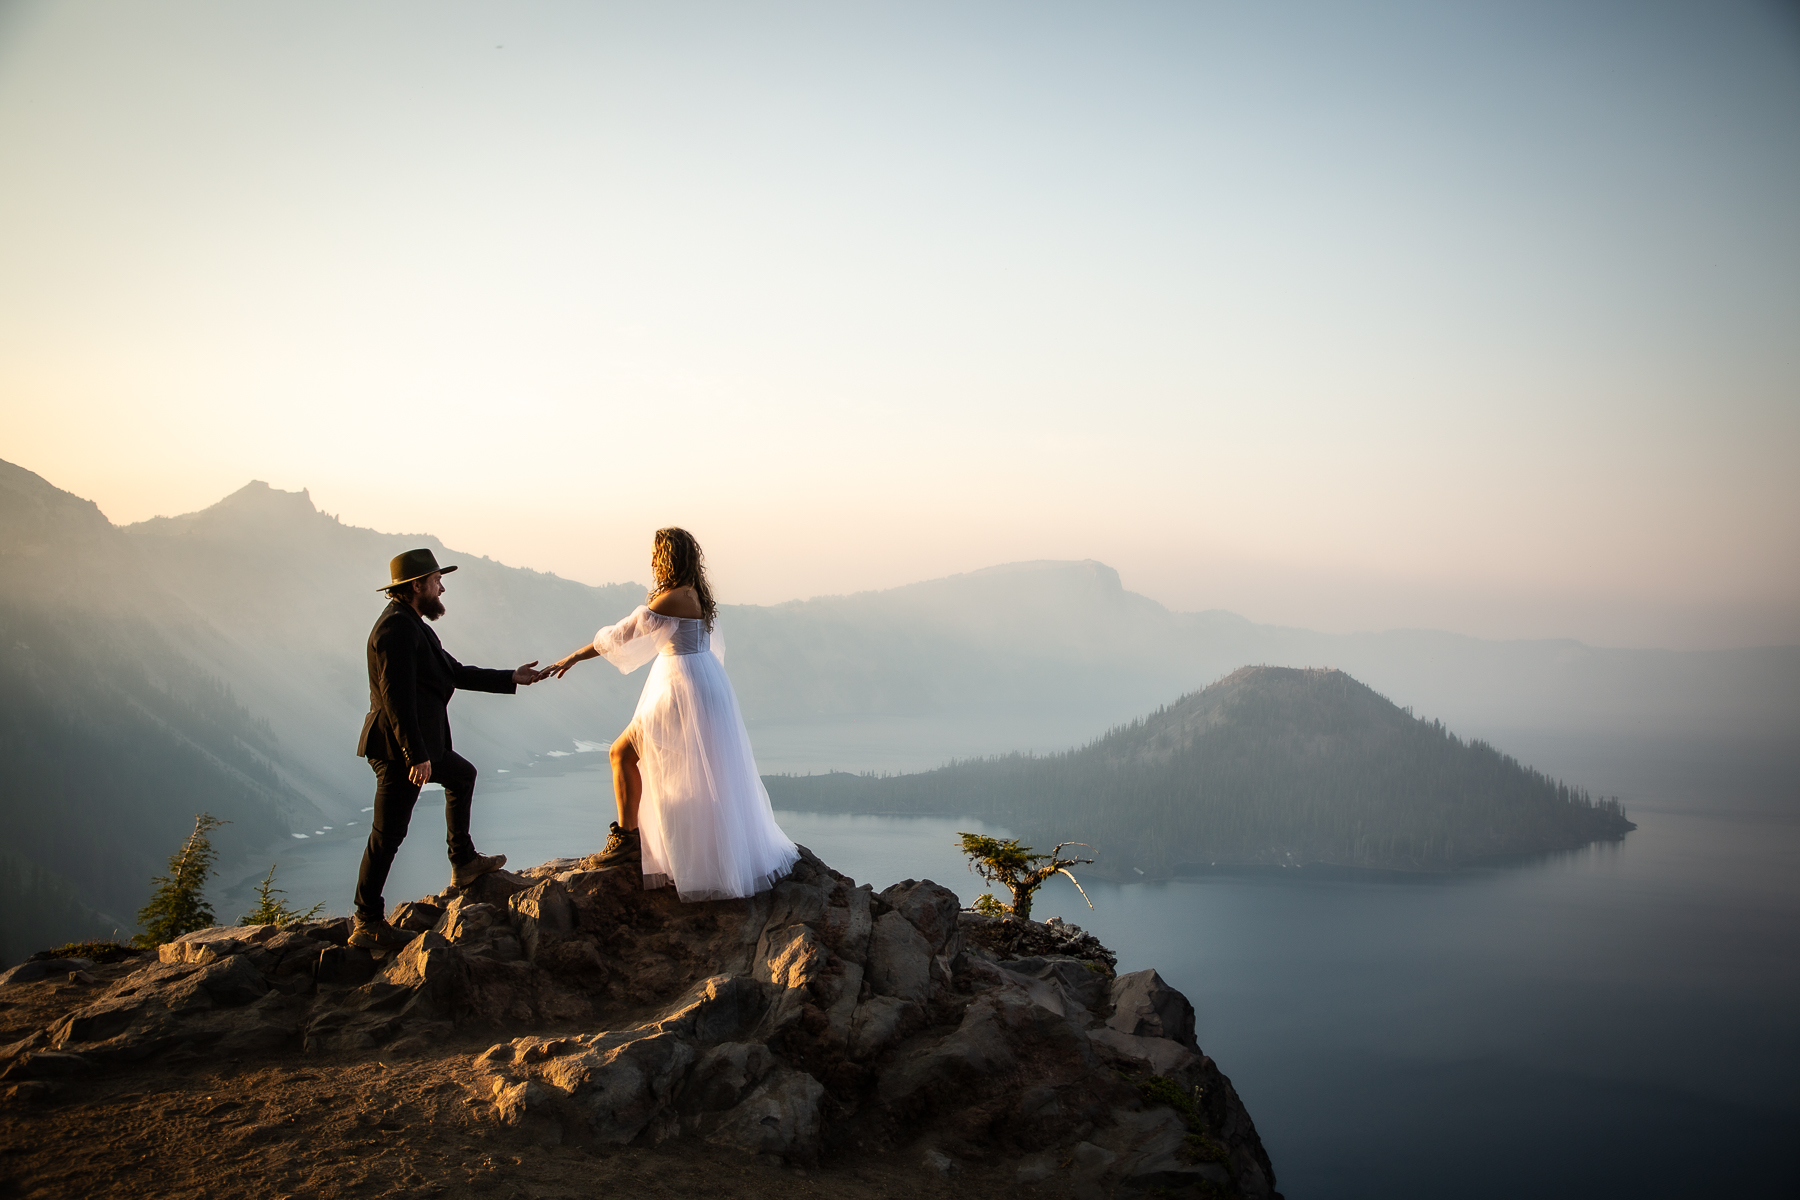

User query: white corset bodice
[660,618,711,656]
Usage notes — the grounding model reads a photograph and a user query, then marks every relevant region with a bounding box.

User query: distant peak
[961,559,1122,587]
[212,481,316,512]
[123,479,323,534]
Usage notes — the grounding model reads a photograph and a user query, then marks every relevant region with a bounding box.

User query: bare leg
[610,730,642,830]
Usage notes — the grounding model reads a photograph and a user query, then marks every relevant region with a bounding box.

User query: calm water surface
[233,765,1797,1199]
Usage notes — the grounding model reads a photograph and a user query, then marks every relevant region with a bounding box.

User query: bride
[548,528,798,900]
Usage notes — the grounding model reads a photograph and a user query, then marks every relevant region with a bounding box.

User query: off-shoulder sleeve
[593,605,679,674]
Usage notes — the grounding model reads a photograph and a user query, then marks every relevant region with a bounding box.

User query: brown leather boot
[348,913,413,951]
[589,822,641,869]
[451,852,507,888]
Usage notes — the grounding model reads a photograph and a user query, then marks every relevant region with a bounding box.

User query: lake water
[228,762,1798,1199]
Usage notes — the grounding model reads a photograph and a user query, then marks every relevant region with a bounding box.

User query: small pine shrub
[34,941,138,964]
[1139,1074,1202,1128]
[240,864,326,927]
[1140,1075,1232,1171]
[1180,1132,1229,1164]
[971,892,1007,916]
[134,813,227,949]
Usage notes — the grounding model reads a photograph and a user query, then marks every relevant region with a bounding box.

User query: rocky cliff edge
[0,849,1280,1199]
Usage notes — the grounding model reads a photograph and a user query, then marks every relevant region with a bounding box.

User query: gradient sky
[2,0,1796,648]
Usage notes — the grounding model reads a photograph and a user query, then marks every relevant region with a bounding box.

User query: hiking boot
[589,822,641,869]
[348,914,413,952]
[451,852,507,888]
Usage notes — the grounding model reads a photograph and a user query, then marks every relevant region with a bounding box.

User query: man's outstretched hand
[514,661,553,686]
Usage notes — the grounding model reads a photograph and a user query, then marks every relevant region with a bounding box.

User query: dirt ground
[0,965,1053,1200]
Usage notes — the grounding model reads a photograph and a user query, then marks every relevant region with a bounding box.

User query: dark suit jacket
[356,600,516,765]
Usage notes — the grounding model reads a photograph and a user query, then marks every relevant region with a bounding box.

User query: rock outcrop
[0,849,1280,1197]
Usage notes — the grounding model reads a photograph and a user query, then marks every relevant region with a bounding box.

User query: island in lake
[765,665,1635,877]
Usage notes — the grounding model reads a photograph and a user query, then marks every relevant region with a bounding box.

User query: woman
[549,528,798,901]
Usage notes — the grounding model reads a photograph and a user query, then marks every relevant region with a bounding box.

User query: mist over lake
[230,759,1797,1200]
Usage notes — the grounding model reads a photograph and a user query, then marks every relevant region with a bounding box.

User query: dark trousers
[354,751,479,918]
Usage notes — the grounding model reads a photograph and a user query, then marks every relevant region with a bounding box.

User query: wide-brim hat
[381,548,458,591]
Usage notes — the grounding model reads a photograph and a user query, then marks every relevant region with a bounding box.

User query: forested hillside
[0,461,323,922]
[764,666,1636,875]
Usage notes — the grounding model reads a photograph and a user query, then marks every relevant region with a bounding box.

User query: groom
[351,548,547,951]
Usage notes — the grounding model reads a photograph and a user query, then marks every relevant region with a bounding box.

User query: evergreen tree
[134,813,227,948]
[239,864,325,927]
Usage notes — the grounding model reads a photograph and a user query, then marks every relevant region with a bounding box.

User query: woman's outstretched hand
[549,642,600,679]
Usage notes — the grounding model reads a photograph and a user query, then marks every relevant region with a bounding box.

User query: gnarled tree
[956,833,1095,923]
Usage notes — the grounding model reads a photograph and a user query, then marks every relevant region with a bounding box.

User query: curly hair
[649,527,717,631]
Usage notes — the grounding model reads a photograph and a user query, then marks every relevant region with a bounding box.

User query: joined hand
[514,661,553,686]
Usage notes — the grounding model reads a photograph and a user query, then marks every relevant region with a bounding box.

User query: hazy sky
[2,0,1796,649]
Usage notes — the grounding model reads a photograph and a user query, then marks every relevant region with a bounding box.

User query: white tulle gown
[593,606,798,901]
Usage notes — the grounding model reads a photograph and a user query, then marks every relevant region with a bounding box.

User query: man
[351,548,547,950]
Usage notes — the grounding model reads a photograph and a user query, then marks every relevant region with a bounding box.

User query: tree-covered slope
[764,666,1636,874]
[0,461,323,923]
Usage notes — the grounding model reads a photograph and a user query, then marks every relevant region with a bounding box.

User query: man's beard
[418,595,446,621]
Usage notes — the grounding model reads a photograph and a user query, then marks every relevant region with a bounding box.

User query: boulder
[157,924,279,965]
[0,958,93,986]
[759,879,828,933]
[492,1078,553,1125]
[305,917,353,946]
[847,995,921,1062]
[96,956,268,1013]
[456,868,534,907]
[876,982,1112,1148]
[541,1029,695,1144]
[681,1041,776,1122]
[1106,968,1197,1050]
[304,1008,398,1054]
[390,901,443,932]
[508,879,576,960]
[438,900,503,942]
[651,975,768,1044]
[999,955,1110,1013]
[877,989,1025,1111]
[313,945,378,987]
[191,954,273,1007]
[362,930,467,1019]
[878,879,962,955]
[1087,1026,1198,1075]
[820,883,873,962]
[48,998,143,1049]
[701,1067,825,1160]
[754,925,827,992]
[866,912,933,1005]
